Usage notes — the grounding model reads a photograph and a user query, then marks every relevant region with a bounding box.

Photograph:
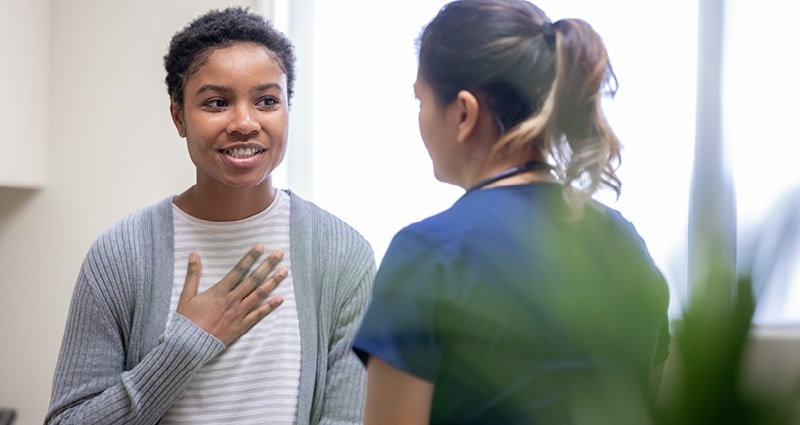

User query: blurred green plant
[653,263,800,424]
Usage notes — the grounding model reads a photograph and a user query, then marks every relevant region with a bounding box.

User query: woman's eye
[206,98,227,108]
[257,97,279,107]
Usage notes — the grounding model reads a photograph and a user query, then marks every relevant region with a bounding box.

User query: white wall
[0,1,253,423]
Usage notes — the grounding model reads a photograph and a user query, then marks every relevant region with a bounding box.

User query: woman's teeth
[225,147,260,158]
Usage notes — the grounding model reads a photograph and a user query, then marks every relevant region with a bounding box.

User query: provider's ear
[453,90,480,143]
[170,100,187,138]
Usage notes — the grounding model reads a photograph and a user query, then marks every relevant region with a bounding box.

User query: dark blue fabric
[353,183,670,424]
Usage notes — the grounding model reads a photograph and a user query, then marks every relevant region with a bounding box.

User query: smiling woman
[44,7,376,425]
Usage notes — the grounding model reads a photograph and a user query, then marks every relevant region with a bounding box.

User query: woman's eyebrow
[253,83,283,93]
[196,84,230,95]
[194,83,283,96]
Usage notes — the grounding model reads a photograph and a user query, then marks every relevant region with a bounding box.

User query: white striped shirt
[162,190,301,425]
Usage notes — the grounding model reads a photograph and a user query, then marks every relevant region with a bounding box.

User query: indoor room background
[1,0,798,424]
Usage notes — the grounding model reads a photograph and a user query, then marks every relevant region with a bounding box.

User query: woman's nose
[227,105,260,136]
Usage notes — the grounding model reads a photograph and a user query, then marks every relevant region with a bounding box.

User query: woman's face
[414,73,460,186]
[171,42,289,192]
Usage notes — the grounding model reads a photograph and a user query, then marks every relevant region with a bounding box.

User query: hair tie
[541,21,556,47]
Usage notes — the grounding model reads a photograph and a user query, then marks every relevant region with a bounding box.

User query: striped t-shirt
[161,190,301,425]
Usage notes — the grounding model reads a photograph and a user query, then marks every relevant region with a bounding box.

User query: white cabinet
[0,0,50,188]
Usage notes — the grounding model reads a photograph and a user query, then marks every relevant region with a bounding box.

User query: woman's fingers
[232,248,285,298]
[216,244,265,291]
[246,294,285,323]
[178,252,201,306]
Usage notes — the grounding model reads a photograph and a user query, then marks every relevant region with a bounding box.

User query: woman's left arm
[364,356,434,425]
[318,255,376,425]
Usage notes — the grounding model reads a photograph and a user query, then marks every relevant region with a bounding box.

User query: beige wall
[0,1,254,423]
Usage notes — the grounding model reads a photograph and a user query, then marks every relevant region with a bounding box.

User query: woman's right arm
[45,262,224,425]
[46,245,286,424]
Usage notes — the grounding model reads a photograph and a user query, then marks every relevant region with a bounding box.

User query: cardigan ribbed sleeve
[290,193,376,425]
[45,201,225,425]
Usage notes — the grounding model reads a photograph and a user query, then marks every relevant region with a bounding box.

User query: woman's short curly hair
[164,7,296,108]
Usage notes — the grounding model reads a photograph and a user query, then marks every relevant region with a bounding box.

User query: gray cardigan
[46,191,376,425]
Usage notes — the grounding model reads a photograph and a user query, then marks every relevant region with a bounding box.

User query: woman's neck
[173,184,277,221]
[466,158,554,192]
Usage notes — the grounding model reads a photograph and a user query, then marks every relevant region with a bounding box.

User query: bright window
[727,0,800,324]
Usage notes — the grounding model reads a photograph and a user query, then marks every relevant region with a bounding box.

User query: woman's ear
[453,90,480,143]
[170,100,187,138]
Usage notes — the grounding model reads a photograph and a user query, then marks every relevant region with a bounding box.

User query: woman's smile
[220,144,267,167]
